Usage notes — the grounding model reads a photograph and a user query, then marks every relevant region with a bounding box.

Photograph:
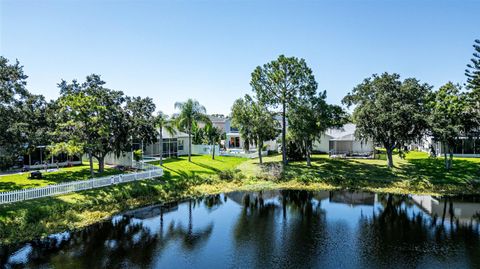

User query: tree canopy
[174,99,211,162]
[343,73,432,168]
[0,57,49,169]
[288,91,347,166]
[251,55,317,166]
[427,82,469,169]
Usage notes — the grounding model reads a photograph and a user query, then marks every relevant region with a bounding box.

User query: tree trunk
[159,127,163,166]
[443,143,449,170]
[281,99,287,166]
[306,141,311,167]
[386,147,394,168]
[188,123,192,162]
[449,151,453,170]
[98,155,105,173]
[258,141,263,164]
[212,141,215,160]
[88,150,94,177]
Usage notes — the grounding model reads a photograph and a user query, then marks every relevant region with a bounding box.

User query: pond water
[2,190,480,269]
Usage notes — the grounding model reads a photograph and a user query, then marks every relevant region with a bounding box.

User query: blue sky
[1,0,478,115]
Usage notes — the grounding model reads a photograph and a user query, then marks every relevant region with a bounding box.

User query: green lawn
[237,151,480,193]
[148,155,247,180]
[0,164,122,192]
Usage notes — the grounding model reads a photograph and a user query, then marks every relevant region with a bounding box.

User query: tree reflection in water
[358,194,480,268]
[233,190,327,268]
[2,191,480,269]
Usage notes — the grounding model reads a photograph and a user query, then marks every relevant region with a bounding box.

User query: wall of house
[191,144,220,155]
[177,137,190,156]
[352,140,374,153]
[313,134,331,153]
[104,152,133,166]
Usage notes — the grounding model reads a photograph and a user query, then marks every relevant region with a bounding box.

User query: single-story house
[313,123,375,157]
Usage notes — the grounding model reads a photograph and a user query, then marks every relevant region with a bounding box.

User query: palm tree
[174,99,211,162]
[155,111,176,166]
[205,124,222,160]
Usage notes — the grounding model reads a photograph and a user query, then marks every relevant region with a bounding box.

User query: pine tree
[465,39,480,92]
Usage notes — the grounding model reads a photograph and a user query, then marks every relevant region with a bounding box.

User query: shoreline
[1,177,479,246]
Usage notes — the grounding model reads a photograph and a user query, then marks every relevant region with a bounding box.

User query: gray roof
[326,123,357,141]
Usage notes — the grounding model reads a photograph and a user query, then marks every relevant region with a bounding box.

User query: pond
[1,190,480,268]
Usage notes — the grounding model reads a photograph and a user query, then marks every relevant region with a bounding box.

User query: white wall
[191,144,220,155]
[352,140,374,153]
[104,152,133,166]
[313,134,331,153]
[177,137,190,156]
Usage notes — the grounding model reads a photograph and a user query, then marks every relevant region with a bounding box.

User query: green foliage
[427,82,470,169]
[343,73,432,168]
[133,149,143,162]
[174,99,211,161]
[217,169,245,182]
[155,111,177,165]
[0,57,49,170]
[56,75,132,172]
[251,55,317,165]
[126,96,158,146]
[231,94,280,162]
[465,39,480,92]
[287,90,347,165]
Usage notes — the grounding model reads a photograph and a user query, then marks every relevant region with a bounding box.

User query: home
[313,123,375,157]
[143,128,190,158]
[224,117,278,151]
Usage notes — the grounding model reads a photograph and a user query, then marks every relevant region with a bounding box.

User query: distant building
[313,123,374,157]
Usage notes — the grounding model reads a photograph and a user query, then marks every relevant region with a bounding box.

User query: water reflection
[2,190,480,269]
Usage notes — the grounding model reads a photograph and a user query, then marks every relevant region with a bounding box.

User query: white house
[225,117,279,151]
[313,123,375,157]
[143,128,190,158]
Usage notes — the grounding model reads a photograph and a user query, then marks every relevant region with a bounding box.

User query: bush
[218,169,245,182]
[409,177,433,191]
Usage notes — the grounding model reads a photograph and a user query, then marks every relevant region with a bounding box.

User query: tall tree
[465,39,480,92]
[231,95,280,164]
[251,55,317,166]
[465,39,480,130]
[155,111,176,166]
[0,57,49,169]
[427,82,469,170]
[231,97,255,152]
[204,124,222,160]
[174,99,211,162]
[288,91,347,166]
[125,96,158,151]
[343,73,431,168]
[56,75,130,175]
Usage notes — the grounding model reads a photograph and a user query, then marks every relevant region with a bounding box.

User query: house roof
[326,123,357,141]
[159,128,189,139]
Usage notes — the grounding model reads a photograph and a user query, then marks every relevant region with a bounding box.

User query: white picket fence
[0,162,163,205]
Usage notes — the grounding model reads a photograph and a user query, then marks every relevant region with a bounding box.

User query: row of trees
[345,39,480,169]
[0,58,217,172]
[232,39,480,169]
[232,55,347,165]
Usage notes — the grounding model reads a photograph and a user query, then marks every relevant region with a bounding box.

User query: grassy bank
[0,164,122,192]
[1,152,479,245]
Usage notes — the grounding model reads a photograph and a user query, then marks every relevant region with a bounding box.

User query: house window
[178,139,184,151]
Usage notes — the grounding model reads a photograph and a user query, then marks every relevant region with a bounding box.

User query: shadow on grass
[399,158,480,185]
[287,157,398,184]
